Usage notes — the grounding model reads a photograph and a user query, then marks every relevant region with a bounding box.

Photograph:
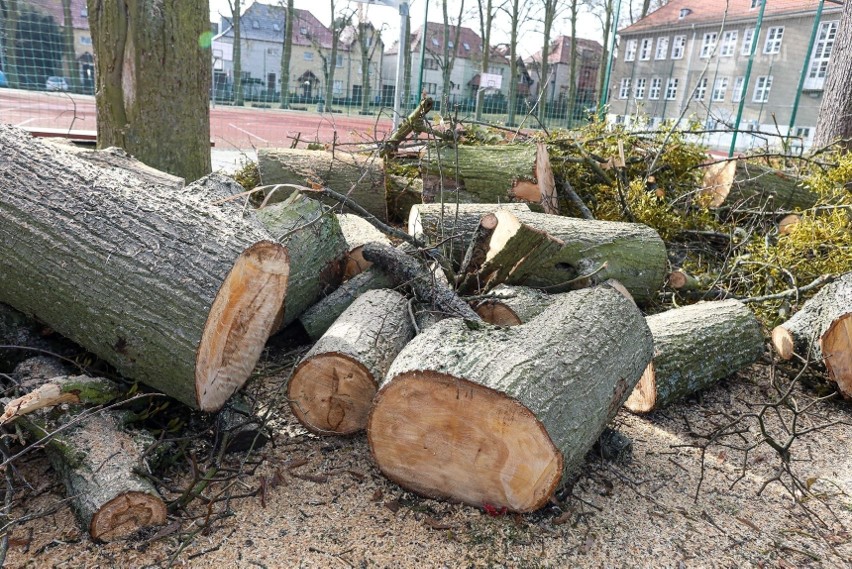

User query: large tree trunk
[368,285,653,512]
[420,144,556,211]
[472,284,565,325]
[289,289,415,435]
[87,0,211,182]
[625,300,764,413]
[465,209,667,303]
[814,0,852,150]
[256,194,348,328]
[336,213,392,278]
[232,0,243,106]
[772,273,852,398]
[0,303,81,372]
[0,126,289,411]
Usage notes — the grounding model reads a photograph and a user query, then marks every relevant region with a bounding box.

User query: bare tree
[354,8,383,114]
[536,0,565,121]
[814,0,852,151]
[227,0,244,106]
[585,0,616,110]
[314,2,353,113]
[439,0,465,108]
[279,0,294,109]
[474,0,500,120]
[565,0,579,122]
[61,0,80,91]
[1,0,21,87]
[500,0,532,125]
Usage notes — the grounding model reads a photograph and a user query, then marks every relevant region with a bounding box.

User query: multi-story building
[609,0,842,150]
[526,36,603,118]
[213,3,384,103]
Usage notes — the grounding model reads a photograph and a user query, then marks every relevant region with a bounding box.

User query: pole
[598,0,623,121]
[728,0,768,157]
[416,0,429,102]
[393,2,409,128]
[787,0,825,146]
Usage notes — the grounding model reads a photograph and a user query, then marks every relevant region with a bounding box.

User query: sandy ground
[3,352,851,568]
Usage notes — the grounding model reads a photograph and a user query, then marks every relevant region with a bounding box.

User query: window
[693,77,708,101]
[431,37,439,46]
[742,28,755,55]
[634,78,646,99]
[671,36,686,59]
[463,42,470,50]
[333,80,343,95]
[655,37,668,60]
[753,75,772,102]
[712,77,729,101]
[80,35,92,46]
[679,8,691,19]
[732,76,745,102]
[720,31,737,57]
[751,0,761,8]
[795,127,811,139]
[665,77,679,100]
[273,23,281,31]
[619,78,631,99]
[304,51,313,61]
[764,27,784,54]
[805,21,838,90]
[424,58,439,70]
[448,41,454,48]
[336,54,344,68]
[424,82,437,94]
[624,39,637,61]
[639,38,652,60]
[81,7,88,17]
[252,20,260,29]
[649,77,662,100]
[700,32,717,58]
[300,26,308,35]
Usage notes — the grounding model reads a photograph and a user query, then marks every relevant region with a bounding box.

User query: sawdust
[3,360,851,568]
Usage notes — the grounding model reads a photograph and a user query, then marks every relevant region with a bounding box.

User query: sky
[209,0,606,58]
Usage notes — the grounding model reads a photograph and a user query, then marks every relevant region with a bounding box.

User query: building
[213,3,384,103]
[526,36,603,119]
[609,0,842,150]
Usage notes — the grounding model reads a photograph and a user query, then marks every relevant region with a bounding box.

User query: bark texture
[814,0,852,150]
[87,0,211,181]
[257,194,348,328]
[289,289,415,435]
[625,300,764,413]
[369,286,653,512]
[473,284,567,326]
[336,213,392,278]
[772,273,852,398]
[0,126,289,411]
[0,303,80,372]
[702,161,817,211]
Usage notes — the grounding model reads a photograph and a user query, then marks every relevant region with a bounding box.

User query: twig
[739,274,835,303]
[561,180,594,220]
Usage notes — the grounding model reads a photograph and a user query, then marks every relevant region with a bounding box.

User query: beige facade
[610,0,842,150]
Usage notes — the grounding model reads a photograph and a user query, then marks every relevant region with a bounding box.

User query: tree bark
[0,303,80,372]
[472,284,565,325]
[466,209,667,303]
[420,144,556,210]
[771,273,852,398]
[336,213,392,278]
[279,0,294,109]
[289,289,415,435]
[0,126,289,411]
[61,0,81,92]
[814,0,852,150]
[701,160,817,211]
[625,300,764,413]
[368,285,653,512]
[87,0,212,182]
[231,0,243,106]
[256,194,348,328]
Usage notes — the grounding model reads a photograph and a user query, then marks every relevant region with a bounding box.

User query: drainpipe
[597,0,623,121]
[729,0,768,157]
[787,0,825,146]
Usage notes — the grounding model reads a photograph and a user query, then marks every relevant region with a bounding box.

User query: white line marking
[15,118,36,127]
[228,123,267,143]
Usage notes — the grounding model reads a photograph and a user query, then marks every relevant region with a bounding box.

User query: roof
[218,4,338,50]
[620,0,840,34]
[387,22,504,62]
[528,36,603,66]
[22,0,90,30]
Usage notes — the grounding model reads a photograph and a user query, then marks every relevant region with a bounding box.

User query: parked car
[0,70,8,88]
[45,76,68,91]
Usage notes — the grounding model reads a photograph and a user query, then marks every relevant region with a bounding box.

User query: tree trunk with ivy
[814,0,852,151]
[279,0,294,109]
[87,0,212,182]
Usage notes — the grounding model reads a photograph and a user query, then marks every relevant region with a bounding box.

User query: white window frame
[304,51,313,61]
[764,27,784,54]
[753,75,773,103]
[732,76,745,102]
[625,39,637,61]
[655,37,669,60]
[804,21,838,90]
[671,35,686,59]
[700,32,718,58]
[639,38,653,61]
[665,77,679,101]
[333,80,343,95]
[693,77,708,101]
[649,77,662,100]
[634,78,647,99]
[336,54,344,68]
[712,77,729,102]
[742,28,755,55]
[720,31,737,57]
[619,78,631,99]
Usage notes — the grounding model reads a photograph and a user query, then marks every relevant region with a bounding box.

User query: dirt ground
[3,350,851,568]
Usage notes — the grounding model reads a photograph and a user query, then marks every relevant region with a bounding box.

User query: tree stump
[0,126,289,411]
[772,273,852,398]
[368,285,653,512]
[289,289,415,434]
[625,300,764,413]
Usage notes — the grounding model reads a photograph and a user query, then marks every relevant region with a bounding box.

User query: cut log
[257,148,392,220]
[420,144,556,210]
[771,273,852,398]
[256,193,347,328]
[216,394,270,454]
[473,285,566,326]
[336,213,393,279]
[289,289,414,434]
[368,285,653,512]
[464,209,667,303]
[297,268,395,342]
[0,126,289,411]
[0,303,80,372]
[15,409,167,541]
[625,300,764,413]
[701,160,817,211]
[408,202,531,265]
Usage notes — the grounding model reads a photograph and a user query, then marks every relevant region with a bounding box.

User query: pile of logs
[3,123,845,541]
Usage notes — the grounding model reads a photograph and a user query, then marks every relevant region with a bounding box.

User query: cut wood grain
[336,213,392,278]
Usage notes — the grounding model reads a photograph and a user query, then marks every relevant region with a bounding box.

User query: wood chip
[423,517,455,530]
[383,500,400,513]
